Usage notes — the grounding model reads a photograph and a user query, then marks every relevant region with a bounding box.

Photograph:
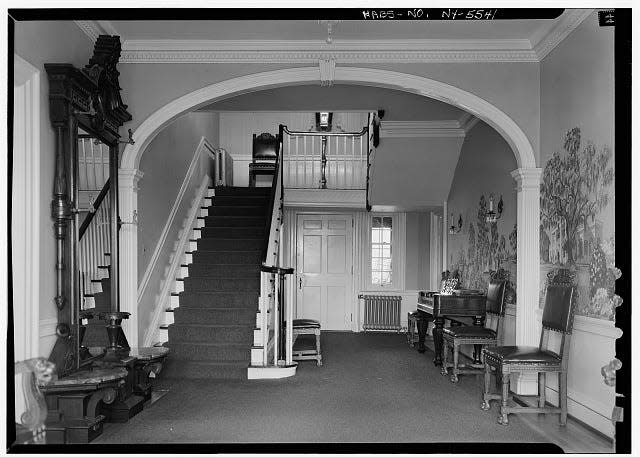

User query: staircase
[162,186,271,379]
[82,254,112,348]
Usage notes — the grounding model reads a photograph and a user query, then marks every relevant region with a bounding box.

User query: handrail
[282,126,367,138]
[261,136,282,265]
[365,112,374,211]
[79,177,111,239]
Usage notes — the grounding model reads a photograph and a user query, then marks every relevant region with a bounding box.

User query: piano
[416,290,487,365]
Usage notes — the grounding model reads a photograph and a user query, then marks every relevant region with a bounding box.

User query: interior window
[371,216,393,285]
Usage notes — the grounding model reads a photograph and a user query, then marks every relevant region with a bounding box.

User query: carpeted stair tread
[174,292,259,308]
[200,216,267,227]
[180,277,260,292]
[211,196,270,206]
[184,263,261,277]
[173,307,256,324]
[194,238,263,251]
[190,251,262,264]
[207,206,267,217]
[212,186,271,195]
[196,227,266,238]
[161,359,248,380]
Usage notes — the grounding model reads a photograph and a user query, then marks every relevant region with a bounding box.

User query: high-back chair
[248,132,279,187]
[480,269,576,426]
[441,279,507,383]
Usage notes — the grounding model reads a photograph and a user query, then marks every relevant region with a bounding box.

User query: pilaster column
[118,168,144,347]
[511,167,542,394]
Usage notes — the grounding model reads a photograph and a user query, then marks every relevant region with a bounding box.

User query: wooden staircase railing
[257,126,294,368]
[78,178,112,310]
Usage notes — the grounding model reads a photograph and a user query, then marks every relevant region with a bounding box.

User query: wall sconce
[448,213,463,234]
[485,194,504,224]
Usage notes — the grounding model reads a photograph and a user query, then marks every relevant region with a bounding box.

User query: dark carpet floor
[94,332,552,445]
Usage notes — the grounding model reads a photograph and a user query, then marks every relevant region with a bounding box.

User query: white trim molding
[12,55,41,361]
[532,9,593,61]
[511,168,543,347]
[319,59,336,86]
[380,120,466,138]
[284,189,366,208]
[118,168,144,347]
[74,20,119,42]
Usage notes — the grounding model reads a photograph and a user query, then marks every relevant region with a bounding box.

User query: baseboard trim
[512,396,614,444]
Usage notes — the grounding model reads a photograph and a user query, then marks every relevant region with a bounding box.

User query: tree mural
[476,195,490,270]
[540,127,614,265]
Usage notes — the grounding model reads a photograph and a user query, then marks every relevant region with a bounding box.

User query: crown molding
[380,120,467,138]
[74,20,120,42]
[119,39,539,64]
[532,9,593,61]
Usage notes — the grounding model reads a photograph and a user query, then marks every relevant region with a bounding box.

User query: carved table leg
[416,311,429,353]
[432,316,444,366]
[472,315,485,364]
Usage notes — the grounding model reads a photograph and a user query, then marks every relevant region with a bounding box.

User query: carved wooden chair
[249,132,279,187]
[480,269,577,426]
[441,279,507,383]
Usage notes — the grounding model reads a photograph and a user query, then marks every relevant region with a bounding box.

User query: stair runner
[83,256,113,348]
[162,186,271,379]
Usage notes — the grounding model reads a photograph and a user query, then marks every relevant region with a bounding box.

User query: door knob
[299,277,303,289]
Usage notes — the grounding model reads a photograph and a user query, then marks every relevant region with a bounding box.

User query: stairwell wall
[13,21,95,357]
[137,112,219,345]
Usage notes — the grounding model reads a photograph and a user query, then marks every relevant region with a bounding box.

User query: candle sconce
[448,213,463,235]
[485,194,504,224]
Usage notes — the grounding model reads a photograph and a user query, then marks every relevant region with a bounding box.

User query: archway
[119,66,541,360]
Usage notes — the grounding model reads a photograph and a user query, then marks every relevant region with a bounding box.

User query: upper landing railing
[281,126,369,190]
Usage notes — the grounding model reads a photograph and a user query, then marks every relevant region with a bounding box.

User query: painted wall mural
[449,196,517,304]
[539,127,618,320]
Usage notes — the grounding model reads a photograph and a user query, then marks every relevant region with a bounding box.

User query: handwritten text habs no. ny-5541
[361,9,498,20]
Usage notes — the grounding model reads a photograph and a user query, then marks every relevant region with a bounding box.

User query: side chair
[441,279,507,383]
[480,269,577,426]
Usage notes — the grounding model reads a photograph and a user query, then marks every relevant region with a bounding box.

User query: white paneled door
[296,214,353,330]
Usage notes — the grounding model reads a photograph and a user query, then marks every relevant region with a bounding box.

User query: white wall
[14,20,95,358]
[137,111,219,343]
[539,11,617,437]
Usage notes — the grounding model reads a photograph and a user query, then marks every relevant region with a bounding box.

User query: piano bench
[292,319,322,366]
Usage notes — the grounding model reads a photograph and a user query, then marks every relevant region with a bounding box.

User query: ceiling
[75,10,592,63]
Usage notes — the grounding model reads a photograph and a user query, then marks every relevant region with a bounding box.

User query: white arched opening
[119,67,541,366]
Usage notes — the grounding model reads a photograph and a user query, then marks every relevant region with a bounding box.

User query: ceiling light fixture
[318,20,343,44]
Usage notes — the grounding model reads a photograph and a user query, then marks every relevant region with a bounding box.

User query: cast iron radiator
[360,295,402,332]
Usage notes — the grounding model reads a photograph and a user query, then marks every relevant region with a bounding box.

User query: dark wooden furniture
[292,319,323,366]
[417,290,486,365]
[441,280,507,383]
[481,269,577,426]
[249,132,279,187]
[40,368,127,443]
[130,347,170,401]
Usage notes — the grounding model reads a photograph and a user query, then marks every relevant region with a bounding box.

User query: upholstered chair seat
[442,326,496,339]
[482,346,561,365]
[292,319,321,329]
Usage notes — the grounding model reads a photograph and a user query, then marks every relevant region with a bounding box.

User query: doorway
[295,214,353,331]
